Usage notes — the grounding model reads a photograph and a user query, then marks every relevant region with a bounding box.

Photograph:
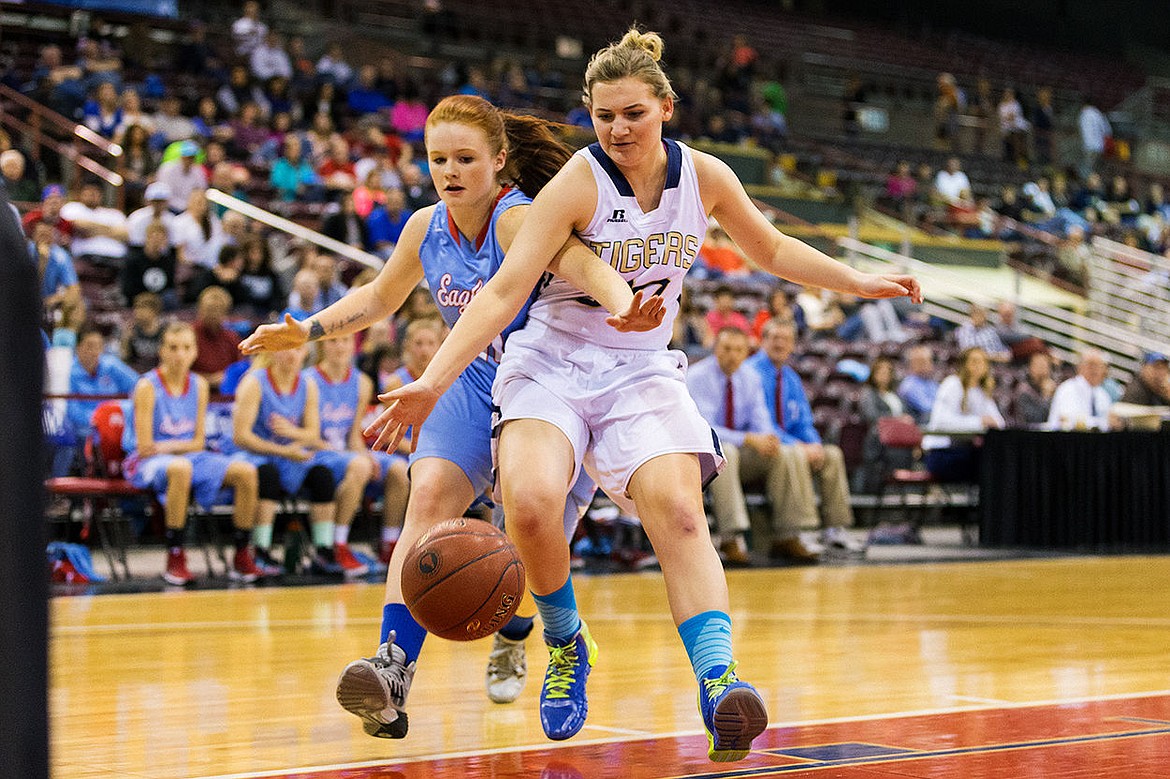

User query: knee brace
[302,464,336,503]
[257,463,284,501]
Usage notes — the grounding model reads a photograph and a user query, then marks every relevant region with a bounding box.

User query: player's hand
[366,380,443,453]
[285,445,312,462]
[856,273,923,304]
[605,290,667,333]
[239,313,309,355]
[744,432,780,457]
[269,414,299,440]
[801,442,826,469]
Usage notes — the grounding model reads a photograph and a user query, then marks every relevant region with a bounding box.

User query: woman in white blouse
[923,346,1005,482]
[173,190,224,270]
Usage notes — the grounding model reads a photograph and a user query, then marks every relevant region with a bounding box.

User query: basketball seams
[430,560,523,638]
[405,543,513,601]
[400,517,526,641]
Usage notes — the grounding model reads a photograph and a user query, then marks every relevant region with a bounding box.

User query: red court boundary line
[188,690,1170,779]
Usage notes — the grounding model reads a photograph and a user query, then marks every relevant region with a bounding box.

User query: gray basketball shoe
[486,633,528,703]
[336,631,416,738]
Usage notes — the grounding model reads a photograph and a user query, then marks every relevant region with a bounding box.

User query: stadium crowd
[4,1,1169,583]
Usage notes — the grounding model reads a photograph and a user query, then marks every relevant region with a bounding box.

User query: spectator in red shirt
[697,222,749,278]
[192,285,241,390]
[22,185,74,245]
[705,285,751,340]
[317,136,357,198]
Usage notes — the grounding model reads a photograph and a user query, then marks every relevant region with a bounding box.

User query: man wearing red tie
[685,326,819,565]
[747,320,863,556]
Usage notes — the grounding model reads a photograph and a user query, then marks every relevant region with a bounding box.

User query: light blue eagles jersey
[122,370,199,454]
[418,186,538,366]
[306,364,360,452]
[252,368,311,445]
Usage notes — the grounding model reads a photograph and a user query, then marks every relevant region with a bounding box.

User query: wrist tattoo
[307,319,325,341]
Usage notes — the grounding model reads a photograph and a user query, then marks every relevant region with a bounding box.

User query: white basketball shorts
[492,320,724,513]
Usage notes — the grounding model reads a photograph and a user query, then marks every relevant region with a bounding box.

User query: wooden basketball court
[51,555,1170,778]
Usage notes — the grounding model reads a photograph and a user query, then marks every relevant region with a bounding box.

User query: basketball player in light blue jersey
[122,322,263,585]
[373,30,922,761]
[232,345,341,575]
[309,333,410,578]
[240,94,664,737]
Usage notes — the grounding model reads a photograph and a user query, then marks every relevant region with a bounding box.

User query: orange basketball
[400,517,526,641]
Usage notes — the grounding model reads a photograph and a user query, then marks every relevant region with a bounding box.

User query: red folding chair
[874,417,978,542]
[45,401,149,580]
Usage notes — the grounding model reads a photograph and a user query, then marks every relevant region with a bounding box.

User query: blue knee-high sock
[678,611,734,681]
[532,577,582,643]
[381,603,427,663]
[499,614,535,641]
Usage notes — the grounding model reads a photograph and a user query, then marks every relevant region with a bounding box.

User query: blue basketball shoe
[698,662,768,762]
[539,621,598,740]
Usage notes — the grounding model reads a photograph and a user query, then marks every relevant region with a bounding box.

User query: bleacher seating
[6,0,1167,581]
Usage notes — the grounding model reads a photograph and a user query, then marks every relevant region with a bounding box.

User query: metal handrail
[836,237,1155,378]
[1088,274,1169,325]
[1088,264,1170,317]
[0,111,123,188]
[1091,235,1161,273]
[0,83,122,158]
[205,189,384,271]
[1086,236,1170,342]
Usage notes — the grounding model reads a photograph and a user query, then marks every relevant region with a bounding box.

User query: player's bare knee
[347,456,374,483]
[502,490,560,537]
[166,458,193,482]
[672,513,709,539]
[227,462,258,489]
[402,487,451,526]
[650,497,708,539]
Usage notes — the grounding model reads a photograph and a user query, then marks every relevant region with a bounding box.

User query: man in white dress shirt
[59,181,128,264]
[231,0,268,57]
[1048,349,1119,430]
[933,157,972,205]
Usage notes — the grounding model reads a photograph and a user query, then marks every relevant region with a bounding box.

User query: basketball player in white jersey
[371,28,921,761]
[239,95,664,739]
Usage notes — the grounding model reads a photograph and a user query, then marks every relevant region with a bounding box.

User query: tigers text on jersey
[525,138,708,350]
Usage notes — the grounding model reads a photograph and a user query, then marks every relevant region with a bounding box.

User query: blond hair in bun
[583,26,677,107]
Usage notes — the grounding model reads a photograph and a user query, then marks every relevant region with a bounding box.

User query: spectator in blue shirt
[897,344,940,424]
[269,135,323,202]
[366,187,412,257]
[30,221,82,331]
[954,303,1010,362]
[747,320,862,554]
[686,326,818,565]
[67,323,139,437]
[346,64,393,116]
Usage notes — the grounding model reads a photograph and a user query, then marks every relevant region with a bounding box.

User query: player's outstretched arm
[540,228,665,333]
[697,153,923,304]
[366,164,593,452]
[498,194,663,332]
[239,210,432,354]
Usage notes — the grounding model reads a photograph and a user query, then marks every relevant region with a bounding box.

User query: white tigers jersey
[525,138,708,350]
